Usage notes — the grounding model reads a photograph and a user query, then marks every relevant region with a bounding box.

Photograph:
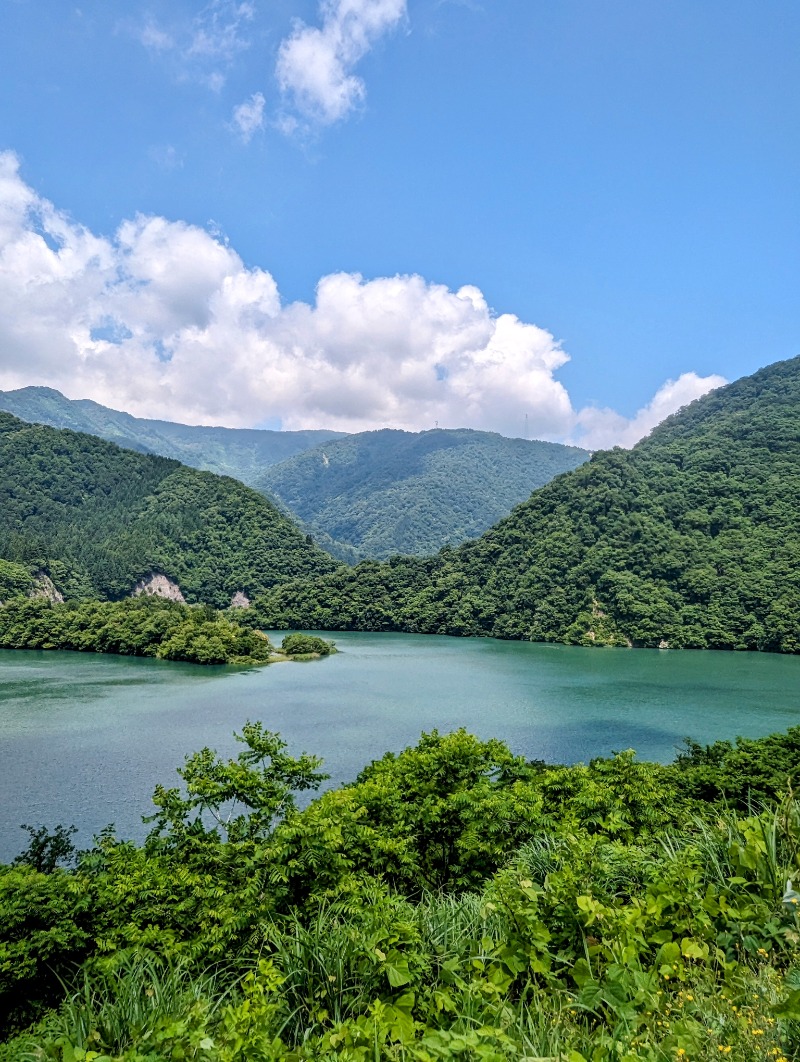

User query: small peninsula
[0,596,335,667]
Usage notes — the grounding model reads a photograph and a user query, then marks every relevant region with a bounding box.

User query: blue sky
[0,0,797,444]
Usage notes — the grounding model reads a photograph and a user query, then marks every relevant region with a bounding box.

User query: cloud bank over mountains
[0,152,724,447]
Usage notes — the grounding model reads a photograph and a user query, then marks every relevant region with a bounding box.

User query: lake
[2,631,800,862]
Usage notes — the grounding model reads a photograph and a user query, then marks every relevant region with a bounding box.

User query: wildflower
[685,993,693,1001]
[782,880,800,908]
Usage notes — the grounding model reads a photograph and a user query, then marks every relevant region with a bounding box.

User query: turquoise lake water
[2,631,799,861]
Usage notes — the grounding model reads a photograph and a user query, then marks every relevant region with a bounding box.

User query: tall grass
[8,952,225,1060]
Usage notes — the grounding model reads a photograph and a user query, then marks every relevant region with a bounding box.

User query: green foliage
[0,561,35,603]
[0,413,338,607]
[0,386,345,485]
[0,864,95,1034]
[146,722,327,847]
[8,725,800,1058]
[0,597,274,665]
[673,726,800,808]
[11,826,77,875]
[255,356,800,653]
[258,427,588,561]
[279,633,336,657]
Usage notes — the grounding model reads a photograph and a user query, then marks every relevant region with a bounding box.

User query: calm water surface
[2,632,799,861]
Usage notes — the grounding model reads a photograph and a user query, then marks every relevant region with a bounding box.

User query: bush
[280,633,336,656]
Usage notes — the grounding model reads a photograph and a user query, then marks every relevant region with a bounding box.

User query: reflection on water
[1,634,799,861]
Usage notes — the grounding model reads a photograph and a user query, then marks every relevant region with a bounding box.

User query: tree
[145,722,328,848]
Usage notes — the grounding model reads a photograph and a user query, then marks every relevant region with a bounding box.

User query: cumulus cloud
[276,0,407,127]
[574,372,728,450]
[0,152,724,445]
[231,92,266,142]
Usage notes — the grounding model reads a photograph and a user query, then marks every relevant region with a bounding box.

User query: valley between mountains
[1,355,797,658]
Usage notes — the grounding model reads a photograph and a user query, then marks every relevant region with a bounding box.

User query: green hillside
[0,387,345,485]
[0,413,338,608]
[255,356,800,652]
[258,428,589,560]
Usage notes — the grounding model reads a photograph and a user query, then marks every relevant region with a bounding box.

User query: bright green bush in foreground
[6,726,800,1058]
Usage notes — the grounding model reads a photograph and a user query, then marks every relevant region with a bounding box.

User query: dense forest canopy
[258,428,589,561]
[0,413,338,607]
[5,723,800,1058]
[0,597,277,666]
[254,356,800,653]
[0,387,345,485]
[0,388,590,562]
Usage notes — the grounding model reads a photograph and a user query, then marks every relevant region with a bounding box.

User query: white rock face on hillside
[132,573,186,603]
[30,572,64,603]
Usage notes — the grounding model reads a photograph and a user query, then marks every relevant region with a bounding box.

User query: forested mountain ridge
[0,388,591,562]
[0,413,338,607]
[255,356,800,652]
[0,387,345,485]
[258,428,589,560]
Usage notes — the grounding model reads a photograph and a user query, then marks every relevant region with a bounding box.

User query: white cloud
[231,92,266,142]
[186,0,254,62]
[0,152,725,446]
[132,1,254,90]
[139,21,174,52]
[276,0,407,128]
[574,372,727,450]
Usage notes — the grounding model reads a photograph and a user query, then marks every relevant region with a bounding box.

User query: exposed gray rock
[30,572,64,603]
[132,573,186,603]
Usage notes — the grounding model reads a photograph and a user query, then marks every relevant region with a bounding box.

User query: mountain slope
[258,428,589,560]
[0,387,345,485]
[0,414,339,607]
[256,356,800,653]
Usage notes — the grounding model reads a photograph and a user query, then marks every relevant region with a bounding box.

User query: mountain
[0,388,590,561]
[0,387,345,485]
[0,413,338,608]
[255,356,800,653]
[258,428,589,561]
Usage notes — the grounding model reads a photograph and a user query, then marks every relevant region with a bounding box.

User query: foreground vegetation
[254,356,800,653]
[5,725,800,1058]
[0,597,334,666]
